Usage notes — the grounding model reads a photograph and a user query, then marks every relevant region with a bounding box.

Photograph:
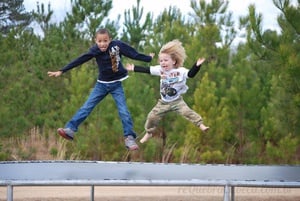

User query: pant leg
[66,82,107,132]
[145,99,171,133]
[110,81,136,138]
[173,97,203,127]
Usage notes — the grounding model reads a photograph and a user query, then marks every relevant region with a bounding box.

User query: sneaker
[57,128,74,140]
[140,133,152,143]
[125,135,139,150]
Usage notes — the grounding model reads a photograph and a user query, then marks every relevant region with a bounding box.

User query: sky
[22,0,289,29]
[22,0,297,44]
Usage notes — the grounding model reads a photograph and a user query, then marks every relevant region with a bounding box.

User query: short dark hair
[96,28,111,38]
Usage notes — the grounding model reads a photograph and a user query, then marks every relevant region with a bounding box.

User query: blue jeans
[65,81,136,138]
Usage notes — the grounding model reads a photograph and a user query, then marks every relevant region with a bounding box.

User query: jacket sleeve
[60,49,95,73]
[187,63,202,78]
[133,65,151,74]
[118,41,152,62]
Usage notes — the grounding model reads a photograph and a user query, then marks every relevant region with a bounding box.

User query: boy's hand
[196,58,206,66]
[149,53,155,58]
[125,64,134,71]
[47,71,62,77]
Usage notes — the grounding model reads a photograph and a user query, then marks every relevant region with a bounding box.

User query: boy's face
[159,53,176,71]
[95,33,111,52]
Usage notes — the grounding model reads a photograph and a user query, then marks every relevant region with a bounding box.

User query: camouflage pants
[145,97,204,133]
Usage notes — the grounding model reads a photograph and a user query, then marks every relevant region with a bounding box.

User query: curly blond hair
[159,39,187,68]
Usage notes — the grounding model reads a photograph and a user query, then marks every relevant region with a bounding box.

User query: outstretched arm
[47,48,96,78]
[188,57,206,78]
[126,63,151,74]
[120,41,155,62]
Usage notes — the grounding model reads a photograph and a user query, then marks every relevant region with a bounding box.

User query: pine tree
[64,0,118,42]
[244,0,300,163]
[121,0,153,51]
[0,0,32,34]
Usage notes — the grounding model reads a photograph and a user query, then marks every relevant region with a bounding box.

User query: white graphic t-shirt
[150,65,189,102]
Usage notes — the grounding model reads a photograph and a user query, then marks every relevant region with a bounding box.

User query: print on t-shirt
[109,46,120,73]
[159,69,188,102]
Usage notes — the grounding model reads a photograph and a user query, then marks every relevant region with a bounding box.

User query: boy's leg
[110,82,136,137]
[60,82,107,138]
[141,100,168,143]
[110,82,138,150]
[175,98,209,131]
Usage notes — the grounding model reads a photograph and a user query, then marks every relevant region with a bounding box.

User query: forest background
[0,0,299,164]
